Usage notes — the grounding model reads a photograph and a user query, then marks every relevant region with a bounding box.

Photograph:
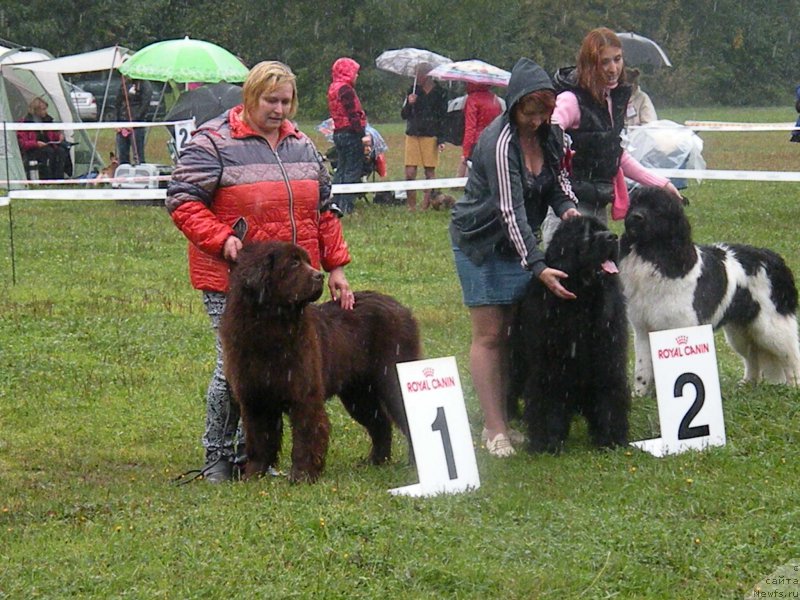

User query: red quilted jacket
[17,113,61,152]
[166,105,350,292]
[327,57,366,134]
[462,84,503,160]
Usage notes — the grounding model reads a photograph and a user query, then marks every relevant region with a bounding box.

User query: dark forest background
[2,0,798,121]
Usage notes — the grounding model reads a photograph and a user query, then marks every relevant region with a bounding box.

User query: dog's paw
[289,466,321,484]
[368,452,391,466]
[632,382,652,397]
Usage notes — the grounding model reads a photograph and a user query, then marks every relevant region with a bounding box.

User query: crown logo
[676,335,688,345]
[422,367,434,378]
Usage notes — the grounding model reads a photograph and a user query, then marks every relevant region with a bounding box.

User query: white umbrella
[428,59,510,87]
[375,47,452,78]
[616,32,672,68]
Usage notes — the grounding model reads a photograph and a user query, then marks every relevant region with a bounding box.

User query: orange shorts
[404,135,439,168]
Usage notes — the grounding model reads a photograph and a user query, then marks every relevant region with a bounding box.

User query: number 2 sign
[631,325,727,457]
[172,119,196,155]
[390,357,480,497]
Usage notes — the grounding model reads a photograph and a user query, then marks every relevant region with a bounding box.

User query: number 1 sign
[631,324,727,457]
[390,357,480,497]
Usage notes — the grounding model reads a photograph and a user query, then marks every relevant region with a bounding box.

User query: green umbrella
[118,36,248,83]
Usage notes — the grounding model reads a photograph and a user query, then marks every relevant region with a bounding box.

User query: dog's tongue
[602,260,619,274]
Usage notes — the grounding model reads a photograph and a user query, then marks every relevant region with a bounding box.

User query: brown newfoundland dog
[219,241,421,482]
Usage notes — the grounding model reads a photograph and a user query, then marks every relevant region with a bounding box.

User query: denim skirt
[452,246,532,307]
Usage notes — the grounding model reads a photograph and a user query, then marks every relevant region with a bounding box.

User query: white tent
[0,45,105,186]
[14,46,128,74]
[14,46,132,137]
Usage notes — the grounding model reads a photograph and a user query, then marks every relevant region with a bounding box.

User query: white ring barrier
[4,169,800,205]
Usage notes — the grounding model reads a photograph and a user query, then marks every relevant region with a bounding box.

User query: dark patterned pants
[202,292,242,463]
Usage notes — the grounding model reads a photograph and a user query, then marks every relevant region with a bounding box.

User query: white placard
[390,356,480,497]
[632,325,726,457]
[173,119,196,155]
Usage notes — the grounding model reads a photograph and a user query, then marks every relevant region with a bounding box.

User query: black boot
[202,455,234,483]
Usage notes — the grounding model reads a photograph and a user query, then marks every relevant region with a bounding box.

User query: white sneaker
[482,427,526,446]
[485,432,515,457]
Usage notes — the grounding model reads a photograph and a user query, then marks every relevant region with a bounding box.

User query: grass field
[1,107,799,598]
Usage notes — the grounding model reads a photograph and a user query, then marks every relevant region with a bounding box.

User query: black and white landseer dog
[510,216,630,453]
[619,186,800,395]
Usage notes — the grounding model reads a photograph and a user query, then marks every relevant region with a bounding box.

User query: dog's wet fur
[620,186,800,394]
[220,241,421,482]
[510,216,631,453]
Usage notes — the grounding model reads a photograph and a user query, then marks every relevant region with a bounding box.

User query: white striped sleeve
[495,124,529,268]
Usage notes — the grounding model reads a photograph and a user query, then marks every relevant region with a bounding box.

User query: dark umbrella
[165,82,243,126]
[616,32,672,68]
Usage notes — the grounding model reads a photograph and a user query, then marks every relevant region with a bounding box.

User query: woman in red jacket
[17,97,69,180]
[327,57,367,214]
[457,83,503,177]
[167,61,354,483]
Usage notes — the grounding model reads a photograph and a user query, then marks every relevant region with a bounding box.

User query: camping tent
[0,45,104,187]
[18,46,130,124]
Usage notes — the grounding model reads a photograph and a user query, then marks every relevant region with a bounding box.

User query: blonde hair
[28,96,48,113]
[242,61,298,120]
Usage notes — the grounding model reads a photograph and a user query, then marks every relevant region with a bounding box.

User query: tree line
[2,0,797,121]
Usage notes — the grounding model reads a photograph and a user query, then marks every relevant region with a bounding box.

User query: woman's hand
[538,267,577,300]
[662,181,686,203]
[561,207,581,221]
[222,235,242,262]
[328,267,355,310]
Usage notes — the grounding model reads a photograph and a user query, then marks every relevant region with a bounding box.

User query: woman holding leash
[541,27,682,245]
[449,58,580,457]
[167,61,354,483]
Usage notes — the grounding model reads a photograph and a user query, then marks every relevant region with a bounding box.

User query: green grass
[1,109,799,598]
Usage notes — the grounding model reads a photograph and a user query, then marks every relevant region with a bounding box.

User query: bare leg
[456,157,468,178]
[469,305,514,438]
[422,166,436,209]
[405,165,418,210]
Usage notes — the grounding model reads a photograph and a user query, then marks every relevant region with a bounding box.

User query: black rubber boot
[202,455,234,483]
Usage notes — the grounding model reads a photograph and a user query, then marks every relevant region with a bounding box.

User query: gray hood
[505,57,555,114]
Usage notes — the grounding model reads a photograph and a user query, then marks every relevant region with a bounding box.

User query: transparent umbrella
[375,47,452,78]
[428,59,510,87]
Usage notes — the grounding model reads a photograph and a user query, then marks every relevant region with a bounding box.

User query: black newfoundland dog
[510,216,631,453]
[219,241,421,482]
[620,186,800,395]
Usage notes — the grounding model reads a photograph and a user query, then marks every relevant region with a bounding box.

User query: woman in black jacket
[449,58,579,457]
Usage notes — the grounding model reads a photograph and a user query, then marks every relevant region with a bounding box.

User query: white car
[67,82,97,121]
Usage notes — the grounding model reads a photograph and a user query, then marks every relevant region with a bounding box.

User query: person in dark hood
[327,57,368,214]
[449,57,580,458]
[540,27,682,246]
